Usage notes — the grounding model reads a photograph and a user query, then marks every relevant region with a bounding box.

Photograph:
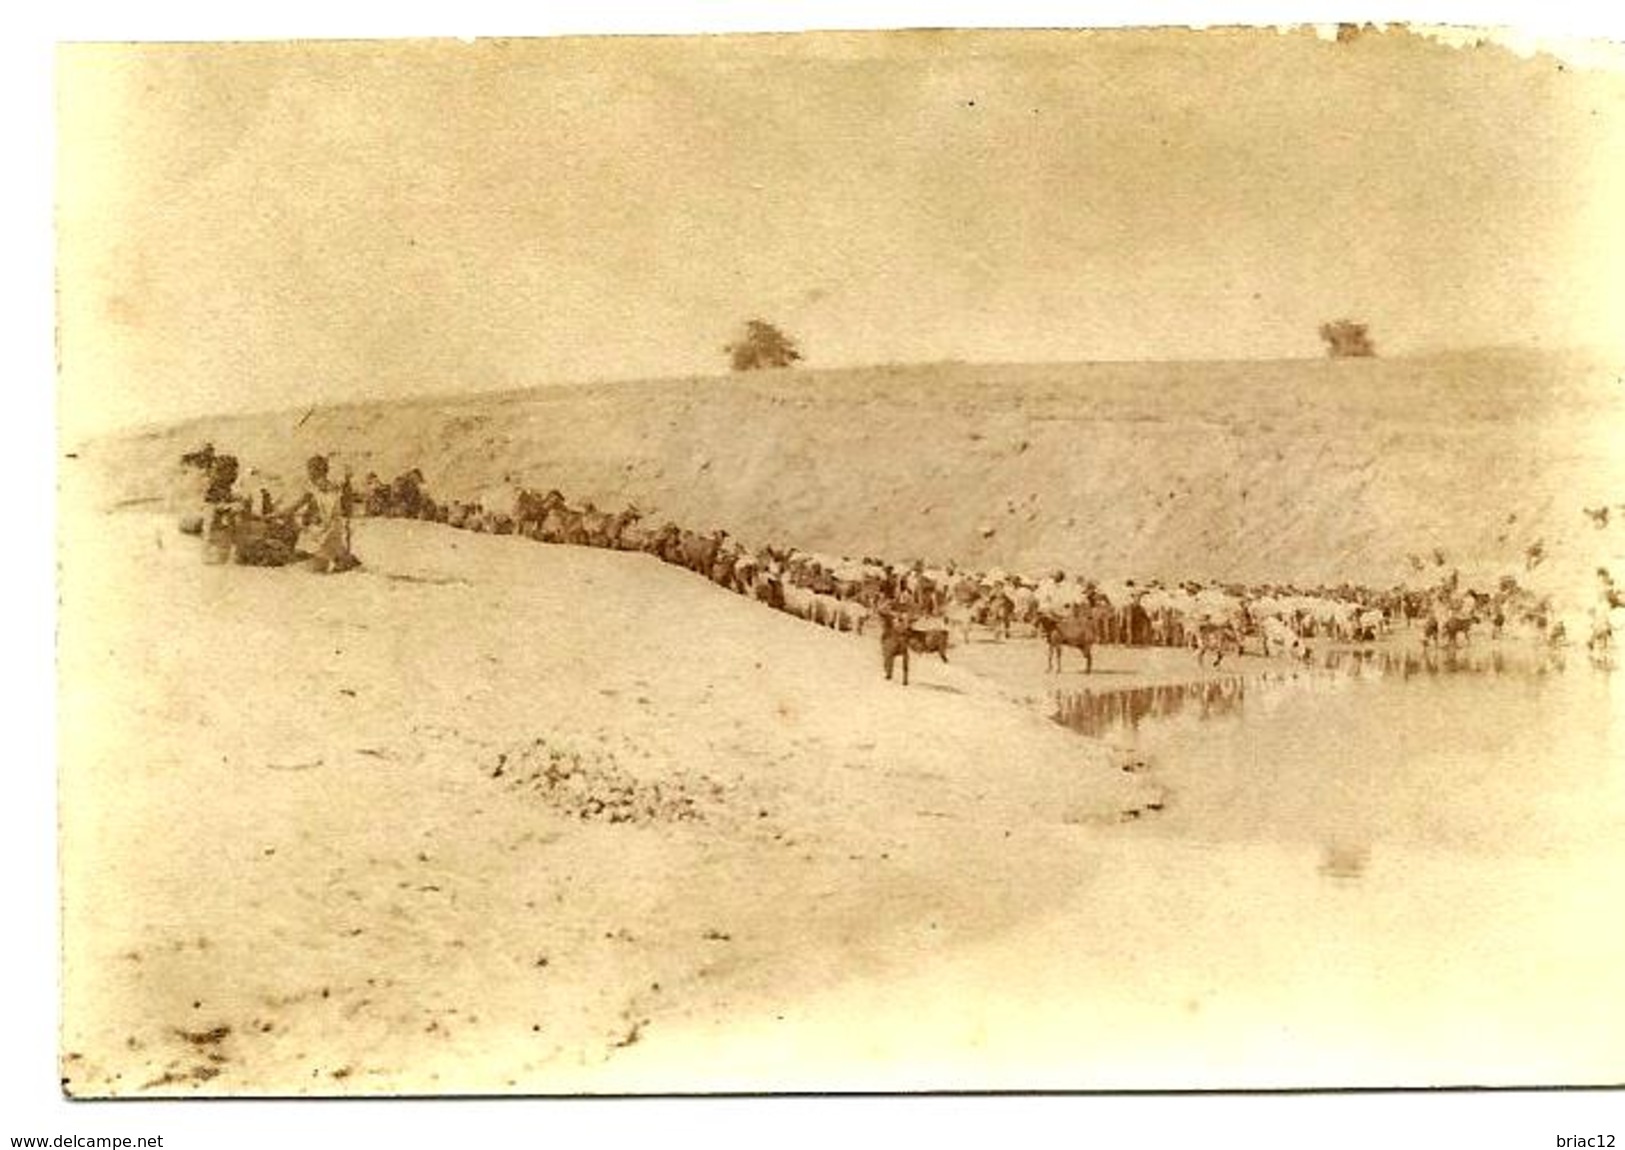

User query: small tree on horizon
[725,319,803,372]
[1319,319,1376,358]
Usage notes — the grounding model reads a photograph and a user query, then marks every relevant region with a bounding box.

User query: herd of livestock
[186,450,1621,683]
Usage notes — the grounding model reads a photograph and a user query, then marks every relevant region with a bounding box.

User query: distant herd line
[174,448,1622,686]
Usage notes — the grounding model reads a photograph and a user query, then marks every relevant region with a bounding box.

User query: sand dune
[76,349,1625,595]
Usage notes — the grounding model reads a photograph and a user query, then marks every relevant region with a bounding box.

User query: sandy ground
[59,496,1170,1096]
[58,487,1625,1093]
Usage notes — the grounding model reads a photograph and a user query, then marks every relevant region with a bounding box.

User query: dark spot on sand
[175,1025,231,1046]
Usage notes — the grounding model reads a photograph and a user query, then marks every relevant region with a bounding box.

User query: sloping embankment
[74,348,1625,594]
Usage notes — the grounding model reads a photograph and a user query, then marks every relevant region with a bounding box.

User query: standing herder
[198,453,245,563]
[174,443,218,535]
[285,454,360,574]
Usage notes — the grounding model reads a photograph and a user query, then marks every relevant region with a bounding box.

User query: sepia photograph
[41,2,1625,1122]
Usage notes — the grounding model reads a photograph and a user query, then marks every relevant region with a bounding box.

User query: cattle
[513,488,568,540]
[1423,614,1473,648]
[752,572,786,612]
[640,522,683,563]
[900,566,941,615]
[1194,622,1242,668]
[1260,615,1307,659]
[908,622,951,661]
[834,597,872,635]
[446,500,479,530]
[777,583,810,621]
[942,599,977,646]
[602,508,643,550]
[680,530,726,577]
[1123,598,1153,646]
[877,610,949,685]
[1008,584,1039,632]
[359,472,390,517]
[711,548,744,592]
[878,609,913,685]
[1037,611,1096,673]
[974,588,1015,639]
[389,469,428,519]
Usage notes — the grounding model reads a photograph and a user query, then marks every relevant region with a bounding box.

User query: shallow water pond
[1055,643,1624,862]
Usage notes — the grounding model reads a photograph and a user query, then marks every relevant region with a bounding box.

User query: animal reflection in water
[1053,678,1246,739]
[1055,643,1579,737]
[1316,645,1570,678]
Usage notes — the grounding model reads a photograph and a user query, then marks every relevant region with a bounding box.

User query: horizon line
[70,342,1621,447]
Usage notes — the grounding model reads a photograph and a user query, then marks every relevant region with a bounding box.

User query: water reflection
[1054,641,1576,740]
[1315,645,1554,678]
[1053,677,1247,739]
[1051,639,1622,886]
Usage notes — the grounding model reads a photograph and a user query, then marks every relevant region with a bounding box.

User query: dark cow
[513,488,566,539]
[753,572,786,612]
[879,609,913,685]
[908,624,951,662]
[645,522,683,564]
[876,608,950,685]
[680,530,726,576]
[389,469,427,519]
[1037,611,1096,673]
[1423,614,1474,648]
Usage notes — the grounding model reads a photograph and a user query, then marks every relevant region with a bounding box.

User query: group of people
[177,445,360,574]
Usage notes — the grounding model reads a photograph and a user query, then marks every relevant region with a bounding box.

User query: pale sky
[56,27,1625,438]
